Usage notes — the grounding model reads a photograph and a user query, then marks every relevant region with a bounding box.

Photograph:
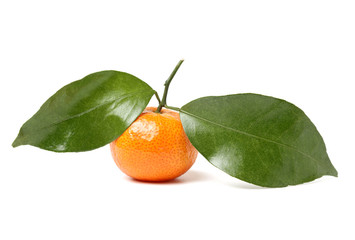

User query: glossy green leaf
[12,71,155,152]
[180,93,337,187]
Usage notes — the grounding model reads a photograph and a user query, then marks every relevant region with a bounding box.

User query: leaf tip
[12,138,21,148]
[330,167,338,177]
[12,131,25,148]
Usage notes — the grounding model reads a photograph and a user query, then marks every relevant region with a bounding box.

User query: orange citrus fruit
[110,107,198,181]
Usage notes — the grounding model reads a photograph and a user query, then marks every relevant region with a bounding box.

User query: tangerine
[110,107,198,181]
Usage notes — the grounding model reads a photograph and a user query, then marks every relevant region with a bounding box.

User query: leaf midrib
[28,89,153,133]
[180,109,320,164]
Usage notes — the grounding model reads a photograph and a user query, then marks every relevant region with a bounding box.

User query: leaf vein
[31,89,151,132]
[180,109,319,164]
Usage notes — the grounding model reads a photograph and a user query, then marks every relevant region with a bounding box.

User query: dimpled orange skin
[110,107,198,182]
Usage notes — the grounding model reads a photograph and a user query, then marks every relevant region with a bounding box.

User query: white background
[1,1,354,239]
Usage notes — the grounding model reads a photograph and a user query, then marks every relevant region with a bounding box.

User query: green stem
[154,91,161,104]
[165,105,181,112]
[155,59,184,113]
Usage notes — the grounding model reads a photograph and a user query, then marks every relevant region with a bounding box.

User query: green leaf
[12,71,155,152]
[180,93,337,187]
